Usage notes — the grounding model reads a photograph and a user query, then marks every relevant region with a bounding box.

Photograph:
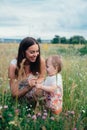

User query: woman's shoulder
[40,56,45,63]
[9,59,17,72]
[40,57,46,70]
[8,59,17,79]
[10,59,17,65]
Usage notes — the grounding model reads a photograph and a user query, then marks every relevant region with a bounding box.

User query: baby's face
[46,58,57,76]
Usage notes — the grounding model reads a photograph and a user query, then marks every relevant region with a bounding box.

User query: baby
[36,55,63,114]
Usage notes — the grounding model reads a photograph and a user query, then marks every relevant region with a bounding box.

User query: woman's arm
[37,57,46,83]
[8,64,31,97]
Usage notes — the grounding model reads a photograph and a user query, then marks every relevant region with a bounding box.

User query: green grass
[0,43,87,130]
[78,45,87,55]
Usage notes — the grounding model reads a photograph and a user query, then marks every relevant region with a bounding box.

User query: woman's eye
[30,50,39,54]
[30,51,34,54]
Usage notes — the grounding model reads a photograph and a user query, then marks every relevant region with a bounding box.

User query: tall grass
[0,43,87,130]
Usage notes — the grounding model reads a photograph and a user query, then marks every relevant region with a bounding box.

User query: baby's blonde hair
[46,55,62,73]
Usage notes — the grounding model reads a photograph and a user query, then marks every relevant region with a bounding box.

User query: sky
[0,0,87,39]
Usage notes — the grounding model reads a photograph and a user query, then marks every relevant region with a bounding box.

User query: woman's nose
[34,52,38,57]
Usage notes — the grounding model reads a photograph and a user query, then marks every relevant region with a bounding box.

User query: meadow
[0,43,87,130]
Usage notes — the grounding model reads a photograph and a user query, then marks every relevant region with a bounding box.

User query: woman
[8,37,46,101]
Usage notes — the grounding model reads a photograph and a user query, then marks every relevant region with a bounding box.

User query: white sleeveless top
[10,59,17,65]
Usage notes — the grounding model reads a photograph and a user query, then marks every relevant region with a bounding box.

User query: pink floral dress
[44,73,63,114]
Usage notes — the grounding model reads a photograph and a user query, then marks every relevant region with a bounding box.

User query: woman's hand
[28,78,37,87]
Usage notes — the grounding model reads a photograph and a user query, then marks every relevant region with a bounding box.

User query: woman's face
[25,44,39,62]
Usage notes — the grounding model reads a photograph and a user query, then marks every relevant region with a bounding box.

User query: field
[0,43,87,130]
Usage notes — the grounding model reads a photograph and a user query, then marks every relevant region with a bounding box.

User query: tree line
[37,35,87,44]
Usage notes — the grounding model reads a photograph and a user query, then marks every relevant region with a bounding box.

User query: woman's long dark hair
[15,37,41,76]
